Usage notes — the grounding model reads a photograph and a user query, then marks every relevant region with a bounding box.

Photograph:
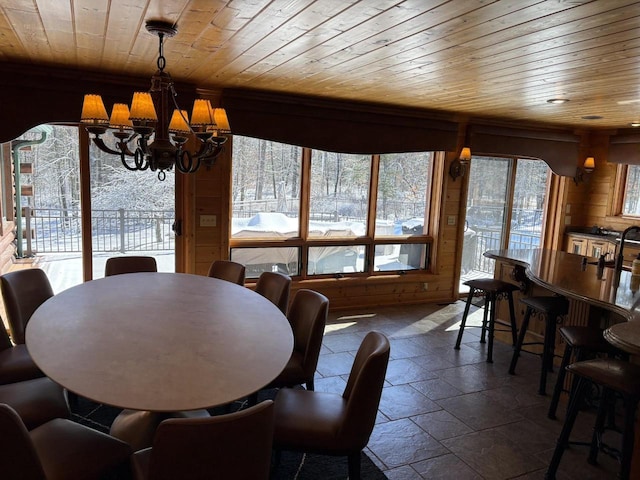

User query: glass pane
[308,245,364,275]
[374,243,427,271]
[231,246,300,278]
[376,152,432,236]
[462,156,510,279]
[623,165,640,215]
[89,141,176,278]
[509,159,549,248]
[232,136,302,239]
[309,151,370,238]
[14,125,83,293]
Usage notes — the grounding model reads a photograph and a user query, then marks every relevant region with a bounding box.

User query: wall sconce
[449,147,471,181]
[574,156,595,185]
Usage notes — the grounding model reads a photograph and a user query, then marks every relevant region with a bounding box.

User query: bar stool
[508,295,569,395]
[454,278,519,363]
[545,358,640,480]
[547,325,623,420]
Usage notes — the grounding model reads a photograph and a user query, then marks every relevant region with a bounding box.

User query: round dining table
[26,272,293,412]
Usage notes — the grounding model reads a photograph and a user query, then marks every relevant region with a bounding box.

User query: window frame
[229,138,440,280]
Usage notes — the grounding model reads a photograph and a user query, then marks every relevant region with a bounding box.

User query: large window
[231,136,435,279]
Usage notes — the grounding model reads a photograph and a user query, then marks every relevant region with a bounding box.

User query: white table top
[26,272,293,412]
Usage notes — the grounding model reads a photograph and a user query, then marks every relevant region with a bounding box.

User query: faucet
[615,226,640,275]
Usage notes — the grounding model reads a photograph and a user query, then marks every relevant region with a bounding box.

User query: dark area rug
[70,391,387,480]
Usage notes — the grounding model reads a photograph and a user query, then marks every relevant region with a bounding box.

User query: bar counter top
[484,248,640,321]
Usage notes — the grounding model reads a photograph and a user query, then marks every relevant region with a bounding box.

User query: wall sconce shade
[583,156,595,172]
[449,147,471,181]
[574,156,595,184]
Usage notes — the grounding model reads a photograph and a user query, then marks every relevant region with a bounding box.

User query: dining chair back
[0,402,46,479]
[207,260,246,285]
[273,331,390,480]
[132,400,274,480]
[255,271,291,314]
[0,403,131,480]
[0,269,54,345]
[105,256,158,276]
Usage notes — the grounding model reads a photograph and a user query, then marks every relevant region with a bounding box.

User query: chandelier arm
[120,150,143,171]
[176,149,201,173]
[91,137,123,156]
[199,144,225,170]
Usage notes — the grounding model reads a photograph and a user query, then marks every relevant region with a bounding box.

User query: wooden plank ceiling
[1,0,640,129]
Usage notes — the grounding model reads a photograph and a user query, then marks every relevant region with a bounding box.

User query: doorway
[460,156,550,293]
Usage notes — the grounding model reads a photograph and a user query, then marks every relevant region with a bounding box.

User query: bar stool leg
[545,377,590,480]
[587,387,612,465]
[509,306,532,375]
[486,293,496,363]
[506,291,518,346]
[454,287,476,350]
[480,293,490,344]
[539,313,558,395]
[548,343,574,419]
[619,396,638,480]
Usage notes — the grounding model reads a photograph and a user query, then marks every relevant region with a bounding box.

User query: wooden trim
[611,163,628,216]
[469,124,581,177]
[79,125,93,282]
[222,88,459,154]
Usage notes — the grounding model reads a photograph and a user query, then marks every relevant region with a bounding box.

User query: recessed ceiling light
[547,98,569,104]
[581,115,603,120]
[631,122,640,127]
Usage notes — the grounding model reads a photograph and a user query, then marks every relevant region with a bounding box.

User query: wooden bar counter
[484,248,639,322]
[485,248,640,476]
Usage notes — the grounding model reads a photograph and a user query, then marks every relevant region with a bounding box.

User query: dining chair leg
[348,452,361,480]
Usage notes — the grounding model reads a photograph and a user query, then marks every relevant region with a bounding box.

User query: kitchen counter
[484,248,640,320]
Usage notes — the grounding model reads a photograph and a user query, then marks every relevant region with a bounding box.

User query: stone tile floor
[317,301,622,479]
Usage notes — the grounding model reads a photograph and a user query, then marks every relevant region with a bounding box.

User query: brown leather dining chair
[105,256,158,276]
[255,271,292,314]
[272,331,390,480]
[0,376,70,431]
[207,260,246,285]
[0,403,132,480]
[249,289,329,407]
[0,269,54,345]
[131,400,274,480]
[0,320,43,385]
[268,289,328,392]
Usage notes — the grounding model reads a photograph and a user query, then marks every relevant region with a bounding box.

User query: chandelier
[80,20,230,181]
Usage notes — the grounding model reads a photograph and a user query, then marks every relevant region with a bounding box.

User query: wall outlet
[422,282,428,291]
[447,215,456,226]
[200,215,217,227]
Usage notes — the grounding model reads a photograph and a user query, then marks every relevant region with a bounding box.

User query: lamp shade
[583,156,595,171]
[109,104,133,129]
[81,94,109,124]
[129,92,158,122]
[191,99,214,126]
[459,147,472,162]
[212,108,231,133]
[169,110,191,134]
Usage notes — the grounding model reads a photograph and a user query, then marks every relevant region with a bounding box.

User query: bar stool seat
[545,358,640,480]
[547,325,623,419]
[509,295,569,395]
[454,278,519,364]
